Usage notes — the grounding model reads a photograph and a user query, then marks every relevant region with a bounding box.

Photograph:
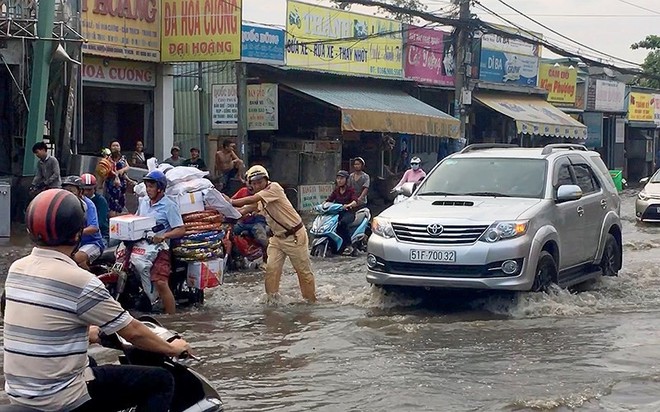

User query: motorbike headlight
[480,221,528,243]
[639,191,650,201]
[371,217,395,239]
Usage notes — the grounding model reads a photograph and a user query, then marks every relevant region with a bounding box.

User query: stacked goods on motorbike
[109,215,157,241]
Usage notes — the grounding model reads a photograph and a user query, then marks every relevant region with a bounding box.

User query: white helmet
[410,157,421,165]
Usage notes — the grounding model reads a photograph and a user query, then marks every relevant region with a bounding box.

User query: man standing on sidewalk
[229,165,316,302]
[30,141,61,192]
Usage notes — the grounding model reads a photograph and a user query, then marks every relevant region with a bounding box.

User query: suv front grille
[391,223,488,245]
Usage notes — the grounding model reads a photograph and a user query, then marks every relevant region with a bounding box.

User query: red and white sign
[82,57,156,87]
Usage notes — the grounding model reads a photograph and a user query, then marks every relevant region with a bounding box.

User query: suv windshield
[650,169,660,183]
[418,158,547,199]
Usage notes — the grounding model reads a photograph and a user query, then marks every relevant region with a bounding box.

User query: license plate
[410,250,456,263]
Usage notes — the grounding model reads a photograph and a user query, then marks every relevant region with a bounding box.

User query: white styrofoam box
[109,215,157,241]
[186,258,224,289]
[177,191,205,215]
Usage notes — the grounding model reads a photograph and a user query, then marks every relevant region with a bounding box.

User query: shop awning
[283,81,460,138]
[475,95,588,140]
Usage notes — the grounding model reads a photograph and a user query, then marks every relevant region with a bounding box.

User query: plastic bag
[166,178,214,196]
[147,157,158,172]
[166,166,209,185]
[203,188,242,220]
[129,240,168,304]
[134,182,147,198]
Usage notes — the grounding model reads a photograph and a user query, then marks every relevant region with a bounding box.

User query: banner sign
[285,0,403,78]
[82,57,156,87]
[654,94,660,125]
[480,24,542,57]
[247,84,279,130]
[583,112,604,148]
[82,0,160,62]
[211,84,279,130]
[298,184,335,210]
[479,49,538,86]
[628,92,654,122]
[593,80,626,112]
[161,0,242,62]
[242,24,285,65]
[539,64,577,104]
[404,25,454,86]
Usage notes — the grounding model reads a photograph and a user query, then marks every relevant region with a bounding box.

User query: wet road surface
[4,192,660,411]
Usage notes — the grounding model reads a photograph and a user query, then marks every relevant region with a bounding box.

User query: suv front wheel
[532,251,557,292]
[600,233,621,277]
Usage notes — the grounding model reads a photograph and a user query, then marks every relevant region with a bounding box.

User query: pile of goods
[172,210,225,262]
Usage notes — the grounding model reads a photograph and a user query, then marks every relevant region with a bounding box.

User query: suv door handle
[600,199,607,209]
[577,206,585,216]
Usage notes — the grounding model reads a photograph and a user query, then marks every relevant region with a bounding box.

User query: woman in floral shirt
[104,140,130,216]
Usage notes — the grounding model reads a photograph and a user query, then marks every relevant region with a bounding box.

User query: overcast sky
[243,0,660,67]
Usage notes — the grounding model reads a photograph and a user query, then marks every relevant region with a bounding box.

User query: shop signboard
[538,64,577,104]
[583,112,604,148]
[81,0,160,62]
[593,79,626,112]
[404,25,454,86]
[479,49,538,86]
[82,57,156,87]
[480,24,542,57]
[285,0,403,78]
[628,92,654,122]
[654,94,660,125]
[161,0,242,62]
[298,183,335,210]
[211,84,279,130]
[242,24,285,65]
[247,84,279,130]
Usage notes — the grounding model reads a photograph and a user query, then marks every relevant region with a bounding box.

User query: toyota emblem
[426,224,444,236]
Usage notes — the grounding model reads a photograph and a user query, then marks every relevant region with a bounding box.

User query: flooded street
[5,192,660,410]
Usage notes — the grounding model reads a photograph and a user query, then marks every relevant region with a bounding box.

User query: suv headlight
[480,221,528,243]
[372,217,395,239]
[639,191,650,201]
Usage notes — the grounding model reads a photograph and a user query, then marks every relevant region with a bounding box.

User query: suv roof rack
[541,144,588,155]
[460,144,518,154]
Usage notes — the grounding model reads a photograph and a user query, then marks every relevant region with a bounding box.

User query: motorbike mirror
[151,224,165,232]
[400,182,416,198]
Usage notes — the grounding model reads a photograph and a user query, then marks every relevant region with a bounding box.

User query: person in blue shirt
[62,176,105,270]
[135,170,186,314]
[81,173,110,246]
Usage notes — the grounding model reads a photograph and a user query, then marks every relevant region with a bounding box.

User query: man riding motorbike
[394,156,426,190]
[326,170,358,255]
[119,170,186,315]
[2,189,190,411]
[62,176,105,270]
[81,173,110,247]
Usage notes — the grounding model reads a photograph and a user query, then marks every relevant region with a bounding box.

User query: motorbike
[0,316,223,412]
[227,228,264,270]
[309,202,371,258]
[90,225,204,313]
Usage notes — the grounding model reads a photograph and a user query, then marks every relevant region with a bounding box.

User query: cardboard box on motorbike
[187,258,225,289]
[109,215,157,241]
[177,191,205,215]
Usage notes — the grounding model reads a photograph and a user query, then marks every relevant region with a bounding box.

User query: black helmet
[336,170,350,178]
[26,189,86,246]
[62,175,83,189]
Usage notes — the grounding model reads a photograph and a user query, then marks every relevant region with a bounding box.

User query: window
[572,164,600,194]
[556,164,573,187]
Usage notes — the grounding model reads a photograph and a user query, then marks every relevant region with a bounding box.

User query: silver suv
[366,144,622,292]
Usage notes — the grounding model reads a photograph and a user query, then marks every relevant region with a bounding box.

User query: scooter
[0,317,223,412]
[309,202,371,258]
[90,225,204,312]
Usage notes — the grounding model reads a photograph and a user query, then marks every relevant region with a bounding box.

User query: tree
[631,35,660,89]
[331,0,427,24]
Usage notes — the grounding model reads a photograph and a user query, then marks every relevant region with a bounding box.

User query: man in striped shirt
[3,189,190,411]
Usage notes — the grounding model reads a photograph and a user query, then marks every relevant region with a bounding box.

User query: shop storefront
[626,90,658,181]
[81,57,157,154]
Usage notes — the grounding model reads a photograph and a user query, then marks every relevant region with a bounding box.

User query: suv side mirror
[400,182,416,197]
[640,177,650,184]
[556,185,583,203]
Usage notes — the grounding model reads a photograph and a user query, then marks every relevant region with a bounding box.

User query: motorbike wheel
[311,241,329,258]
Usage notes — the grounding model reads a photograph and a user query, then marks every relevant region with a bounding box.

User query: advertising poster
[247,84,279,130]
[161,0,242,62]
[242,24,285,65]
[211,84,238,129]
[81,0,160,61]
[628,92,654,122]
[479,49,539,86]
[298,184,335,210]
[583,112,604,149]
[404,25,454,86]
[654,94,660,125]
[538,64,577,104]
[594,80,626,112]
[285,0,403,78]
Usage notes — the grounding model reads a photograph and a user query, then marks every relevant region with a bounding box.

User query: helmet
[336,170,350,178]
[80,173,97,188]
[246,165,269,182]
[26,189,86,246]
[410,157,421,165]
[353,157,365,167]
[62,175,83,189]
[143,170,168,191]
[101,148,111,157]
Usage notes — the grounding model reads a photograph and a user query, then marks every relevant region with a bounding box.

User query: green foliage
[631,35,660,89]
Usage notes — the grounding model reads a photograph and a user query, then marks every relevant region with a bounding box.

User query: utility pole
[454,0,470,142]
[235,62,248,166]
[197,62,207,159]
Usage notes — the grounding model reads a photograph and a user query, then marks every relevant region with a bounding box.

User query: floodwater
[5,192,660,411]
